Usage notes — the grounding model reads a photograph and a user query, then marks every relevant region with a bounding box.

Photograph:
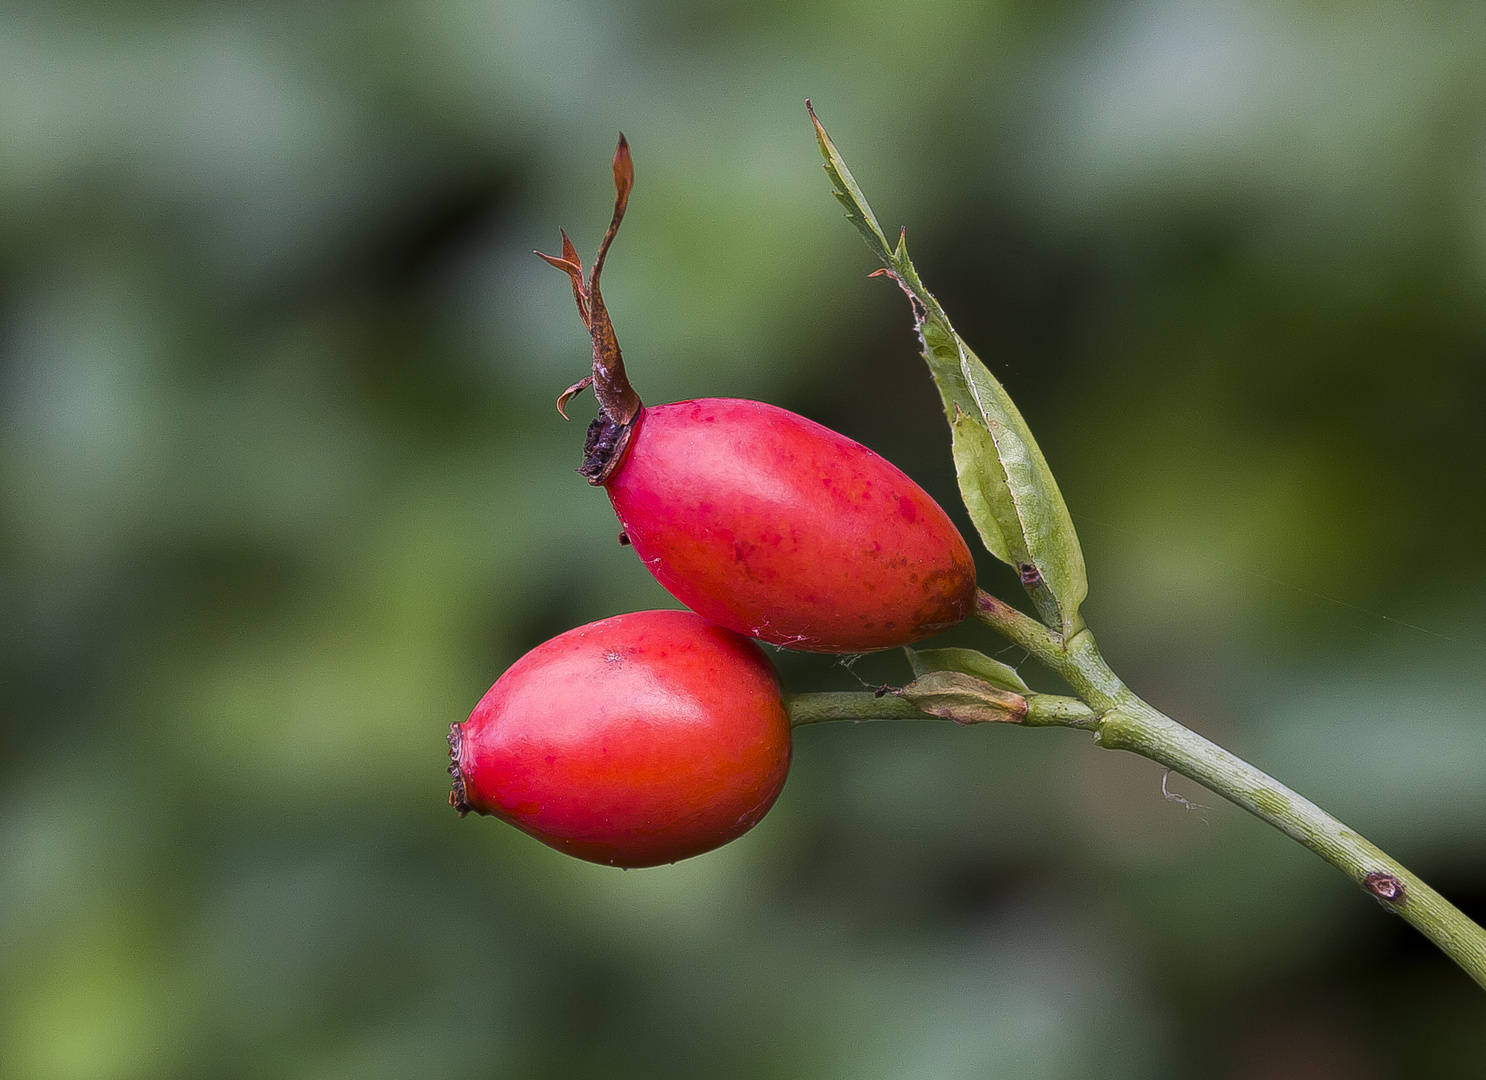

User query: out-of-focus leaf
[905,646,1031,694]
[900,670,1027,725]
[811,105,1087,637]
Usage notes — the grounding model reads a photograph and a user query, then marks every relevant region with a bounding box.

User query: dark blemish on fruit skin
[618,531,631,545]
[917,565,975,625]
[897,496,917,524]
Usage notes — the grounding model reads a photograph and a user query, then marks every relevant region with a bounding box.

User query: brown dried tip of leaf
[806,99,828,148]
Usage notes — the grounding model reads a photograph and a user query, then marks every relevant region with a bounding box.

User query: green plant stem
[785,691,936,726]
[973,589,1486,990]
[784,689,1100,729]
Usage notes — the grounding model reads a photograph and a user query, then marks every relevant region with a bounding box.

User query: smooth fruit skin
[605,399,976,653]
[451,610,791,868]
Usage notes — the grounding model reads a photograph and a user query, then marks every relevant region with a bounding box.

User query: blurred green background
[4,1,1486,1077]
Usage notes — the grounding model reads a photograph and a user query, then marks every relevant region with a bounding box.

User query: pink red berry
[449,610,791,868]
[537,138,976,653]
[604,398,975,652]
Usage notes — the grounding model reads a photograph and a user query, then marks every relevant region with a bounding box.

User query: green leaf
[950,409,1018,566]
[810,103,1088,638]
[905,646,1031,694]
[959,354,1087,635]
[808,102,895,267]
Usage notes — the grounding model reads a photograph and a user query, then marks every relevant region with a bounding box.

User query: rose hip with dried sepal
[449,609,791,868]
[538,138,975,653]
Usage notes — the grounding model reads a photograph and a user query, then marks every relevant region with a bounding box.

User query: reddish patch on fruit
[605,399,976,652]
[449,610,791,868]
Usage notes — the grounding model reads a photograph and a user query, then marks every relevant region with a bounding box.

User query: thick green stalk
[973,589,1486,990]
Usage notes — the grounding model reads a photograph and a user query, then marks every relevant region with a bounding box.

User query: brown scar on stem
[1364,871,1406,905]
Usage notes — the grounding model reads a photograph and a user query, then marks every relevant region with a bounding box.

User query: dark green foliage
[3,2,1486,1076]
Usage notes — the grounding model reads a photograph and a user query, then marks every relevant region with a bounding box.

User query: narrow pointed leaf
[809,102,894,265]
[959,356,1086,634]
[950,409,1018,565]
[905,646,1031,694]
[810,104,1088,637]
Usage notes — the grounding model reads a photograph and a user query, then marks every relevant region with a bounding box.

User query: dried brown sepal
[585,136,640,426]
[535,228,589,328]
[556,376,593,419]
[447,722,472,817]
[579,414,636,484]
[534,135,642,473]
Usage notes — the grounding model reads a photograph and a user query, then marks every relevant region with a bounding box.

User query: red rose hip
[449,609,792,868]
[606,398,975,652]
[539,138,976,652]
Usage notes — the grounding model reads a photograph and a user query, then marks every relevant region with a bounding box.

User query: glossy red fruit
[448,609,791,868]
[537,139,976,653]
[605,399,975,652]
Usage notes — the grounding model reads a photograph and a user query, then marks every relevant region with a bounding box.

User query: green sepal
[904,646,1031,694]
[810,104,1088,638]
